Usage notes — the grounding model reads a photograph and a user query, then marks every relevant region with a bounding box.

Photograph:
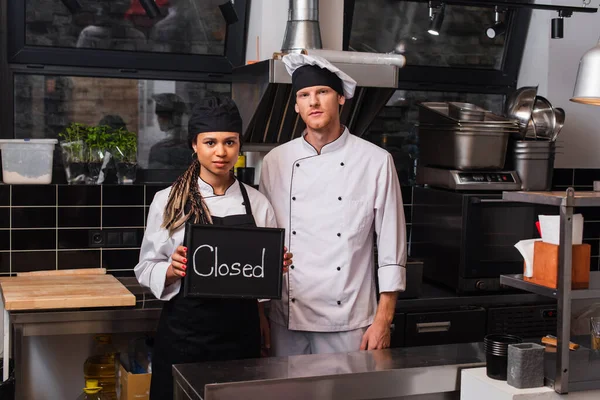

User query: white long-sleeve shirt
[135,178,278,300]
[260,127,407,332]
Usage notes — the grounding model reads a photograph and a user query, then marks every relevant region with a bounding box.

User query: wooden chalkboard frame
[182,223,285,300]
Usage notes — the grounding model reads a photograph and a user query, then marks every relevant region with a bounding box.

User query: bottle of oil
[83,335,117,400]
[76,379,106,400]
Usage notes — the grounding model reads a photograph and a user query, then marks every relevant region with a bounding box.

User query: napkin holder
[524,241,590,289]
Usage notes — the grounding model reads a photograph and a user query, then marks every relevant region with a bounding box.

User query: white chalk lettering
[192,245,266,278]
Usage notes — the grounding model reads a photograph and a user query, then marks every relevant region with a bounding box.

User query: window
[24,0,226,55]
[14,73,231,175]
[350,2,505,69]
[8,0,248,73]
[345,0,531,89]
[365,90,505,185]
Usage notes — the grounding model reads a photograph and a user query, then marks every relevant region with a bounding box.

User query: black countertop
[117,277,555,312]
[396,282,554,311]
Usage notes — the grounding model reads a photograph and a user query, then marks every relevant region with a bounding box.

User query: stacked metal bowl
[505,86,566,142]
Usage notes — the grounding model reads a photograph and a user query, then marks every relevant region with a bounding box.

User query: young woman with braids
[135,96,292,400]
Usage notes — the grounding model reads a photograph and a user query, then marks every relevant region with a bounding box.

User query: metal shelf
[501,187,594,394]
[503,190,600,207]
[500,272,600,300]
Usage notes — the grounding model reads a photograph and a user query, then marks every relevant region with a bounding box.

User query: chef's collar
[197,176,238,197]
[302,126,350,155]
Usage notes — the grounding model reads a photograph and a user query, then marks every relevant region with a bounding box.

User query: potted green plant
[109,128,138,184]
[58,122,88,184]
[84,125,113,184]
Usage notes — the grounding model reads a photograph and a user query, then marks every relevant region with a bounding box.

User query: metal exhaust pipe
[281,0,322,53]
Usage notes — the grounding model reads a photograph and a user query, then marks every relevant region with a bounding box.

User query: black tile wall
[103,185,144,205]
[58,250,101,270]
[0,185,162,275]
[58,229,91,249]
[12,208,56,228]
[58,185,101,206]
[0,253,9,274]
[102,207,145,227]
[0,209,9,228]
[12,251,56,273]
[574,169,600,187]
[12,230,56,251]
[58,207,101,228]
[552,168,574,188]
[12,186,56,206]
[0,231,9,251]
[0,186,9,206]
[102,249,141,270]
[584,239,600,257]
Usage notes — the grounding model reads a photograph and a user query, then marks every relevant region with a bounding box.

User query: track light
[59,0,82,14]
[219,1,239,24]
[486,7,506,39]
[139,0,160,19]
[428,2,446,36]
[552,10,571,39]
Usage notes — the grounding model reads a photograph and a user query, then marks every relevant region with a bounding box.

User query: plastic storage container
[0,139,58,184]
[84,335,117,400]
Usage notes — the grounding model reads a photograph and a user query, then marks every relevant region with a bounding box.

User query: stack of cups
[510,140,556,191]
[484,334,523,380]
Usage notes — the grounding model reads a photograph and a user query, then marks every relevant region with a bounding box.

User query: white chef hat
[282,53,357,99]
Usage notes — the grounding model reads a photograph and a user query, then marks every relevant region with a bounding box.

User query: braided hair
[162,156,212,235]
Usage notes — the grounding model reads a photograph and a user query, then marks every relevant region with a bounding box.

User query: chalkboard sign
[182,224,285,299]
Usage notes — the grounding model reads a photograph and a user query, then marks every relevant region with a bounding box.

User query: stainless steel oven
[410,186,557,293]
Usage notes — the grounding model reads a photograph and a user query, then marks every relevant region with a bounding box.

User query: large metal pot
[418,128,510,170]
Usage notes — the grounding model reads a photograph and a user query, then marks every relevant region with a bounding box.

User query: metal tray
[419,102,519,127]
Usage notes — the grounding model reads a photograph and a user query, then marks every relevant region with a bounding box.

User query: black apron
[150,182,261,400]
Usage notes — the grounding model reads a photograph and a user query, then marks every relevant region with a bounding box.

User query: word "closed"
[192,245,265,278]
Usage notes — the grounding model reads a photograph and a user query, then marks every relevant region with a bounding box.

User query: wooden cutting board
[0,274,136,311]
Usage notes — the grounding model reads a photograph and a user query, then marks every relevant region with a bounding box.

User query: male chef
[259,53,407,356]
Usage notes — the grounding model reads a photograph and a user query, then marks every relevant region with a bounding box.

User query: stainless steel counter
[172,342,486,400]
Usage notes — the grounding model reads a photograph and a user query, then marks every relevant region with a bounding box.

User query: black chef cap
[187,96,243,148]
[292,65,344,97]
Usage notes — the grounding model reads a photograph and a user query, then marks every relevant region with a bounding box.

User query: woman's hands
[166,245,187,286]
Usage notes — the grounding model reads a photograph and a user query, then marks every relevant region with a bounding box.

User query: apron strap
[238,180,254,216]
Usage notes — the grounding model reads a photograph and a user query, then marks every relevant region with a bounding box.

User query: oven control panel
[456,172,517,183]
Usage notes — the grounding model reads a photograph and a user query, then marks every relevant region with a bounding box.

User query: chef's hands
[360,319,391,351]
[283,246,293,273]
[360,292,397,351]
[166,246,187,286]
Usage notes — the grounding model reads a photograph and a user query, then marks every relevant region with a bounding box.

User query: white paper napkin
[538,214,584,245]
[515,239,542,277]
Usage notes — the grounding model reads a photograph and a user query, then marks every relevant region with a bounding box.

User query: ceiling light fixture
[552,10,572,39]
[428,2,446,36]
[219,1,239,25]
[486,7,506,39]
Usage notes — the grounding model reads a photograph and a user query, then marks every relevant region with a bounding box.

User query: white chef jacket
[135,178,278,300]
[260,127,407,332]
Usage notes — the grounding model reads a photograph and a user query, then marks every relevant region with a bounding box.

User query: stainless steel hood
[233,59,399,144]
[231,0,402,145]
